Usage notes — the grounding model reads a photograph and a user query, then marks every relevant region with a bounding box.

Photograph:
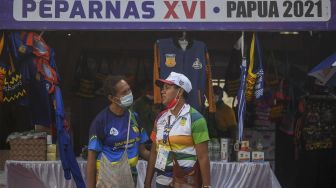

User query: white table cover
[6,160,281,188]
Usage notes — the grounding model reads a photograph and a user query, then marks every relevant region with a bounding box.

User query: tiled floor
[0,171,7,188]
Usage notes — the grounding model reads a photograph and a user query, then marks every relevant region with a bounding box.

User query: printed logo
[192,58,202,69]
[165,54,176,68]
[180,117,187,126]
[132,126,139,133]
[110,127,119,136]
[179,80,184,86]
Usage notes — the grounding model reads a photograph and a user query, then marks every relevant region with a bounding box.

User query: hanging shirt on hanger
[153,38,215,112]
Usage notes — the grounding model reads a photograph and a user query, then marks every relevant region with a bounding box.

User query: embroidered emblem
[180,117,187,126]
[179,80,184,86]
[192,58,203,69]
[110,127,119,136]
[18,45,26,54]
[165,54,176,67]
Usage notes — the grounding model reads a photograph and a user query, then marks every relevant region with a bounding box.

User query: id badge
[155,145,169,171]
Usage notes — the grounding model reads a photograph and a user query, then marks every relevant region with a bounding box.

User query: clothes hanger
[178,31,187,42]
[178,31,188,50]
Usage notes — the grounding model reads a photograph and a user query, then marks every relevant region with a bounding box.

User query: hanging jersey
[156,38,208,112]
[151,105,209,185]
[88,107,149,167]
[153,39,216,112]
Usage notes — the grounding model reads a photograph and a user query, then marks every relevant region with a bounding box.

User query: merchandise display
[0,31,85,188]
[0,27,335,188]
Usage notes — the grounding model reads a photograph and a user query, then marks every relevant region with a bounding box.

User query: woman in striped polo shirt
[145,72,211,188]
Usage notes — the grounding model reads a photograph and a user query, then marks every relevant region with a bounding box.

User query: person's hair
[213,85,223,98]
[103,75,125,97]
[173,85,189,100]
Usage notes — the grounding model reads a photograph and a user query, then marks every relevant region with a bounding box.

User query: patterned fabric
[300,97,336,151]
[96,153,135,188]
[151,105,209,185]
[245,34,257,102]
[88,108,148,167]
[245,33,264,102]
[254,34,264,100]
[255,69,264,99]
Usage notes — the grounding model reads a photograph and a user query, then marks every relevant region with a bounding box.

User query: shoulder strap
[129,110,138,127]
[125,110,132,150]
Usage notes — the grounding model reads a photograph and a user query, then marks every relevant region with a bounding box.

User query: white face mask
[118,92,133,108]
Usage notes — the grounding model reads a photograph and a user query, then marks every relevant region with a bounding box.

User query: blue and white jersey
[88,107,148,167]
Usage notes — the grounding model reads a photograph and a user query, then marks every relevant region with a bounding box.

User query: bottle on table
[212,138,221,161]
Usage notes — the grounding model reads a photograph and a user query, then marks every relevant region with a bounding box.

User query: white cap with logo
[156,72,192,93]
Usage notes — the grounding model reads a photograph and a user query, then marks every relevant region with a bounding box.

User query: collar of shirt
[165,104,190,126]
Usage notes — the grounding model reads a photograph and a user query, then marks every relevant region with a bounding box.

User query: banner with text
[0,0,335,30]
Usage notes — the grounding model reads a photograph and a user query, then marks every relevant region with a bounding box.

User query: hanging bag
[168,132,202,188]
[96,111,135,188]
[3,52,27,103]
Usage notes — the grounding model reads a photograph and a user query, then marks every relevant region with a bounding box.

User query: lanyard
[162,105,186,144]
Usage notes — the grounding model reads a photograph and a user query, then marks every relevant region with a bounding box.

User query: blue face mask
[118,92,133,108]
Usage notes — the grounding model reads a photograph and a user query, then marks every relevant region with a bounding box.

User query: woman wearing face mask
[144,72,211,188]
[87,75,150,188]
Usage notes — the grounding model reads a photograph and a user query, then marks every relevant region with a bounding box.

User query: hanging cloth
[245,33,264,101]
[96,111,135,188]
[3,52,27,103]
[54,86,86,188]
[254,34,264,99]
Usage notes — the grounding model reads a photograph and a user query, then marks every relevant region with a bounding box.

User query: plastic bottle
[256,138,263,151]
[208,140,213,161]
[212,139,221,161]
